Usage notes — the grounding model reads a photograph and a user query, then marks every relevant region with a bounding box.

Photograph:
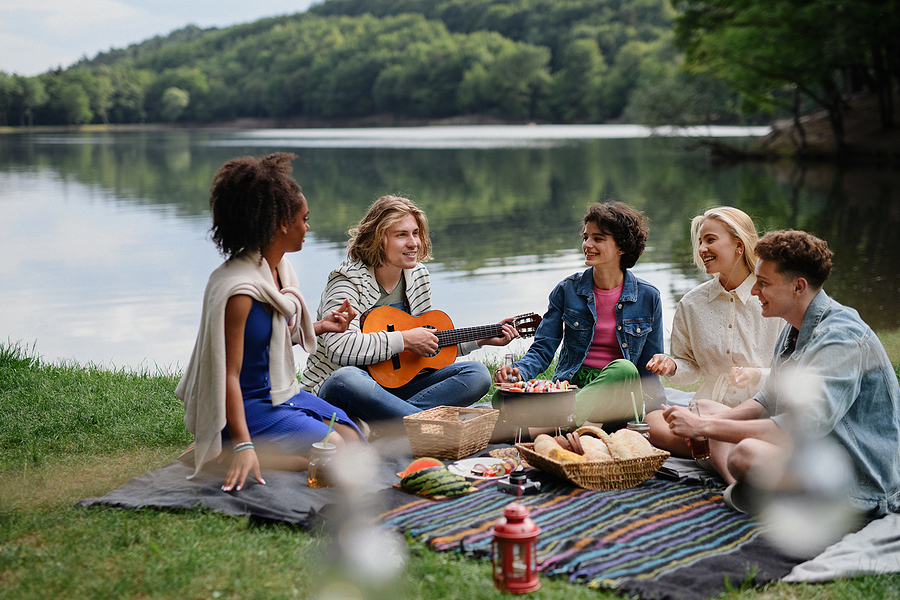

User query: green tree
[673,0,900,153]
[42,73,93,125]
[10,75,48,126]
[457,32,551,118]
[107,65,150,123]
[547,38,607,121]
[0,71,13,126]
[160,87,190,121]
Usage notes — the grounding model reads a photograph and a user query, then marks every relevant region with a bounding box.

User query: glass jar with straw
[308,412,338,488]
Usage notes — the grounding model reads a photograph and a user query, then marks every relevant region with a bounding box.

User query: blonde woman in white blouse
[645,207,784,455]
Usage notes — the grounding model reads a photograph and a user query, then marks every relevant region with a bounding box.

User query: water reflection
[0,127,897,370]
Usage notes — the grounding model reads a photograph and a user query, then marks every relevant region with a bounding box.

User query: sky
[1,1,321,76]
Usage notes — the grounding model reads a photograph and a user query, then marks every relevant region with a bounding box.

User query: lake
[1,125,898,372]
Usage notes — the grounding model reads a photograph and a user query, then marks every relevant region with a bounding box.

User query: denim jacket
[756,290,900,515]
[514,268,665,406]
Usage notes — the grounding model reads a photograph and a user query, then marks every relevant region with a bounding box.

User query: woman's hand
[646,353,676,376]
[222,446,265,492]
[478,318,520,347]
[729,366,761,389]
[402,327,440,356]
[494,363,521,384]
[315,299,357,335]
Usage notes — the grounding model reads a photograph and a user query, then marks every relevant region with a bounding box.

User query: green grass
[2,338,900,600]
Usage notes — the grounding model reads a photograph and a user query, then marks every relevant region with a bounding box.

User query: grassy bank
[2,339,900,599]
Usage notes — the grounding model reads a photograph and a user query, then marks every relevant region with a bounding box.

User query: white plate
[448,457,518,480]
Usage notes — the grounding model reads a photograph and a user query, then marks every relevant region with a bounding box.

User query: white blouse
[666,274,786,407]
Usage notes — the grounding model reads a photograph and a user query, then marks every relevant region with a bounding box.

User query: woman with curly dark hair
[494,201,665,427]
[176,153,363,492]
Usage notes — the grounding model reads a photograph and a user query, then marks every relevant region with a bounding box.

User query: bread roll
[548,446,586,462]
[580,436,612,461]
[534,434,585,462]
[610,428,654,459]
[533,434,560,456]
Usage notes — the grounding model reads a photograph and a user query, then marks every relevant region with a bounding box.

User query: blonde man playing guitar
[300,196,520,427]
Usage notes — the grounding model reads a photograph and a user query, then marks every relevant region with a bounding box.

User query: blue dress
[222,299,362,453]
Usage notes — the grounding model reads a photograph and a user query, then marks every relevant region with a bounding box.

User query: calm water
[2,125,898,371]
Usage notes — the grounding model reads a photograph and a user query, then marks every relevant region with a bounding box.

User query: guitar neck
[436,324,503,348]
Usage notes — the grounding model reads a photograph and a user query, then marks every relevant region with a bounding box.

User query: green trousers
[570,359,644,426]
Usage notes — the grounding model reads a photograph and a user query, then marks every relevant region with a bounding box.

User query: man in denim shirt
[663,230,900,516]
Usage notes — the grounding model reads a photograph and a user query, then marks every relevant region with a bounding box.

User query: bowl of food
[498,379,577,430]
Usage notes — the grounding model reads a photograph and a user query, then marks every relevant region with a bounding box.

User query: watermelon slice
[396,457,444,478]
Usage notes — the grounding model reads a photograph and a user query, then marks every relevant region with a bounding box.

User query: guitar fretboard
[436,324,503,347]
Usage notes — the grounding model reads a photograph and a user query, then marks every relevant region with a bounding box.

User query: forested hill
[0,0,744,127]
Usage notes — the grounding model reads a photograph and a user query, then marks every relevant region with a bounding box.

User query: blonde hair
[690,206,759,275]
[347,195,433,267]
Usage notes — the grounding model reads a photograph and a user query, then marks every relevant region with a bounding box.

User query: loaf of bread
[579,436,612,461]
[609,428,655,459]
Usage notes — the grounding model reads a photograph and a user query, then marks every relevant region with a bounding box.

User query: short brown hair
[209,153,305,260]
[754,230,833,289]
[347,195,433,267]
[583,201,649,270]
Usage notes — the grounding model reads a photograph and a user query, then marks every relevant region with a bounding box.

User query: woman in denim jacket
[494,202,665,426]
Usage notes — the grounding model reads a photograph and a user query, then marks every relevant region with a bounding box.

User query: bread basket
[515,427,669,490]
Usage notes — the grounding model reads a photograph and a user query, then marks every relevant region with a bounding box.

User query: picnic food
[579,436,612,461]
[533,426,657,463]
[399,465,477,498]
[534,434,585,462]
[397,457,444,478]
[470,457,519,478]
[609,428,657,459]
[506,378,571,392]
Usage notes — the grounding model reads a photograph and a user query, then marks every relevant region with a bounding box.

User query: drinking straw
[323,412,337,445]
[631,392,641,424]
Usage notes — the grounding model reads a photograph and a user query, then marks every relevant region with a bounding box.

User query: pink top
[582,283,624,369]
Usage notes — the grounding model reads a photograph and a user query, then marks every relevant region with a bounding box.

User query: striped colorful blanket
[378,471,802,600]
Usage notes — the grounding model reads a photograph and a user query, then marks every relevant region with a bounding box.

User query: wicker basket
[404,406,500,460]
[515,428,669,490]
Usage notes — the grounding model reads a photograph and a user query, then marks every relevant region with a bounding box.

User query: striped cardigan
[300,258,433,394]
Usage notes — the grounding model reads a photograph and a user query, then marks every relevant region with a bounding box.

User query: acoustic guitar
[360,306,542,388]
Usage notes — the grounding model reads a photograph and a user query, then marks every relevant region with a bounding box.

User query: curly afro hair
[583,201,649,269]
[209,153,305,259]
[754,230,833,289]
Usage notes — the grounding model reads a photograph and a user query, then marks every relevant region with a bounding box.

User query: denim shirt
[756,290,900,515]
[514,268,665,406]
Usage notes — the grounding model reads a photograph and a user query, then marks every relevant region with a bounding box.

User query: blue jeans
[318,361,492,422]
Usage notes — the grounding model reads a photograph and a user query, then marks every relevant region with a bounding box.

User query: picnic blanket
[77,443,899,600]
[376,470,802,600]
[76,436,415,525]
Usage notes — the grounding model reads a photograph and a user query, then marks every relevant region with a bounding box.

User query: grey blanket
[76,436,416,525]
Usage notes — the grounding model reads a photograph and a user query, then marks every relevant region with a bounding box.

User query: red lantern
[492,502,541,593]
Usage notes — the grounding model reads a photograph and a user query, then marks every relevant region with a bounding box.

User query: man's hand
[402,327,440,356]
[479,318,520,347]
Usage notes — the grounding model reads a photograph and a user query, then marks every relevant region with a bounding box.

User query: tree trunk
[822,78,846,155]
[871,42,894,129]
[791,84,808,154]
